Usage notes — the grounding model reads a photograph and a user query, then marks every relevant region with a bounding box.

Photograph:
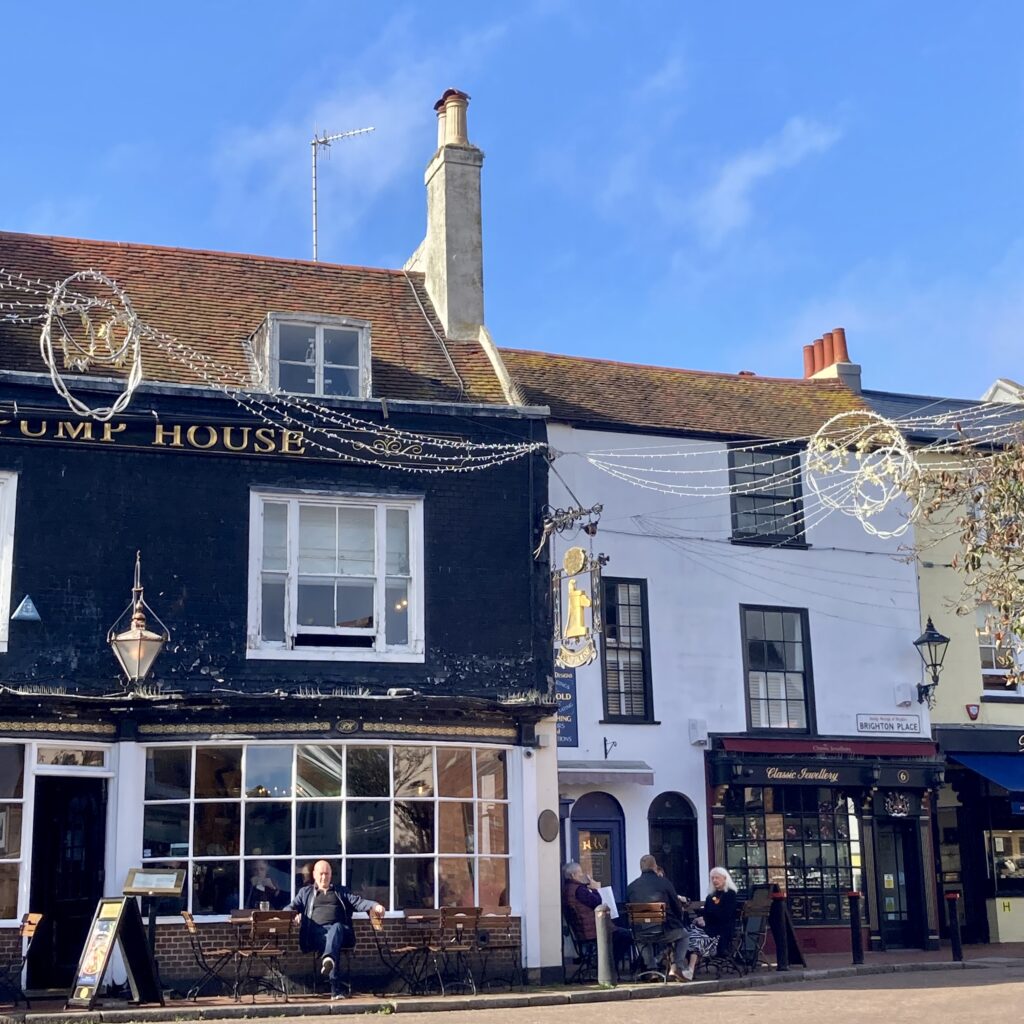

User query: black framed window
[729,448,804,545]
[601,579,654,722]
[741,606,813,732]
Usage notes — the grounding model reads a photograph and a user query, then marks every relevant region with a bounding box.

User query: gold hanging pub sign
[553,546,606,668]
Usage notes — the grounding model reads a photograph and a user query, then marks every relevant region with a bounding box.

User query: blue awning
[951,753,1024,793]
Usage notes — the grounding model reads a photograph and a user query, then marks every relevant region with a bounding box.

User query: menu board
[65,897,163,1009]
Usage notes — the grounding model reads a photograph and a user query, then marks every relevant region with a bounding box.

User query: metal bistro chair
[180,911,237,1001]
[623,902,670,983]
[245,910,293,1002]
[477,906,524,991]
[0,912,42,1008]
[440,906,481,995]
[561,909,597,984]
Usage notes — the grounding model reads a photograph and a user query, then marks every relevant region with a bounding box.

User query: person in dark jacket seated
[681,866,740,980]
[625,854,690,980]
[561,862,632,969]
[287,860,385,1000]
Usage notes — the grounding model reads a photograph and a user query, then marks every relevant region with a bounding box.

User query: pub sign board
[66,897,163,1009]
[555,665,579,747]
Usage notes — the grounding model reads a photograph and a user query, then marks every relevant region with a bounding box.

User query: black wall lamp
[913,617,950,708]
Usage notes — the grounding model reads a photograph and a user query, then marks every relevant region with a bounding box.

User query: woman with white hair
[679,866,739,980]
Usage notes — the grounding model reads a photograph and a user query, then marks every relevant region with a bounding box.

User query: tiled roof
[0,231,509,405]
[501,348,867,439]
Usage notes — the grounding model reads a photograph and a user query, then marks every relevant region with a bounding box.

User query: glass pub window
[602,579,652,720]
[724,785,862,924]
[141,743,511,916]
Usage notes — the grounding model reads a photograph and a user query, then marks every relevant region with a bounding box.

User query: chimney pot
[812,338,825,373]
[738,370,756,377]
[802,345,815,378]
[822,331,835,368]
[439,88,471,146]
[833,326,850,362]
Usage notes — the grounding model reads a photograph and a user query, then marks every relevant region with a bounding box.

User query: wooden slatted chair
[477,906,524,991]
[180,911,237,1001]
[622,902,670,983]
[0,913,42,1008]
[245,910,293,1002]
[439,906,481,995]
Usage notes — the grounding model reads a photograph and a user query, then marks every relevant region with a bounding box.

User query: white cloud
[694,116,842,247]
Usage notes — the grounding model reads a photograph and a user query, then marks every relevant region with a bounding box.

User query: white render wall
[549,423,926,886]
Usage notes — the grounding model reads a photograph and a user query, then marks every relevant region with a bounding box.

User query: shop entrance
[875,818,924,948]
[27,777,107,989]
[648,791,699,901]
[570,792,626,901]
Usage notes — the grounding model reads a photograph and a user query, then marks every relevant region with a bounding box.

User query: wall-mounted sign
[554,665,579,747]
[856,714,921,735]
[552,547,605,668]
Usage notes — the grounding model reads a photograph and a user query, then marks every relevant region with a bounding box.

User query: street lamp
[913,617,950,708]
[107,551,170,684]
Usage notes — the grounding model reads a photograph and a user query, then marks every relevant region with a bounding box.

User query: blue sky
[1,2,1021,398]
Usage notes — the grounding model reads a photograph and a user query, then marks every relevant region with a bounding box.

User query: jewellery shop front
[707,736,946,953]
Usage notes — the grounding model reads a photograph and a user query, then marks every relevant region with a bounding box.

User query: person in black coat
[682,866,740,979]
[625,854,690,979]
[286,860,385,999]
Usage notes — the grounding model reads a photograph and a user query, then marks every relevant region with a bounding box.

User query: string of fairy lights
[0,267,1020,530]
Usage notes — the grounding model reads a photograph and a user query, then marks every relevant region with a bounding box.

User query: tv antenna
[311,126,375,261]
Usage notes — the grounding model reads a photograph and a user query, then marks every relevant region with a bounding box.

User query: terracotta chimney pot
[833,327,850,362]
[813,338,825,373]
[822,331,835,368]
[802,345,815,378]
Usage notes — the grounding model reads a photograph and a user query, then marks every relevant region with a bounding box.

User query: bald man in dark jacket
[625,854,690,980]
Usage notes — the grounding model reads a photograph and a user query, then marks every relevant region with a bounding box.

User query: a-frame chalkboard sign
[65,897,163,1009]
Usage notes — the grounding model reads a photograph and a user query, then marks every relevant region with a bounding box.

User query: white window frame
[976,604,1021,691]
[268,312,372,399]
[0,472,18,653]
[247,489,424,662]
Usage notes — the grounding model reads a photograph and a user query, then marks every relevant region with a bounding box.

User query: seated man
[561,862,632,970]
[625,854,689,981]
[288,859,385,1000]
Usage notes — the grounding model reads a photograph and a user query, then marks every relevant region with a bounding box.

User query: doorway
[28,777,107,989]
[570,792,626,901]
[648,791,699,901]
[875,818,925,948]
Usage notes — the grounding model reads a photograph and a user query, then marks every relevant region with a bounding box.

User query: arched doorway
[648,791,699,900]
[570,792,627,900]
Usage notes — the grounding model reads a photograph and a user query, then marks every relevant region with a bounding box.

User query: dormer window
[265,313,371,398]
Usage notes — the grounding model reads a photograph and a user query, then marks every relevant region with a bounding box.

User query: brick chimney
[801,327,861,392]
[405,89,485,342]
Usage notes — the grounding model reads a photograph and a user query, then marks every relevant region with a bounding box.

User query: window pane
[323,327,360,366]
[194,803,240,855]
[439,858,474,907]
[262,502,288,571]
[336,581,374,628]
[476,749,507,800]
[192,861,240,915]
[195,748,242,798]
[337,508,375,575]
[438,802,474,854]
[246,746,293,798]
[0,746,24,799]
[394,801,435,854]
[437,749,473,798]
[764,612,784,641]
[296,801,342,855]
[386,579,409,645]
[36,747,105,767]
[744,610,765,640]
[347,858,389,909]
[244,858,291,909]
[386,509,410,575]
[348,748,389,796]
[478,858,509,907]
[783,613,803,642]
[261,578,286,642]
[145,747,191,800]
[323,367,360,397]
[244,801,292,855]
[142,804,189,858]
[478,802,508,855]
[279,323,315,361]
[395,858,434,910]
[297,746,344,798]
[279,362,316,394]
[297,580,334,626]
[347,800,390,854]
[394,747,434,798]
[299,506,336,574]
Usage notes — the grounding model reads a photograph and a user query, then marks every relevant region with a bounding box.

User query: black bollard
[945,893,964,962]
[769,892,790,971]
[847,891,864,965]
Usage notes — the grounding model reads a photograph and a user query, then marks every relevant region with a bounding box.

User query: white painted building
[503,344,947,952]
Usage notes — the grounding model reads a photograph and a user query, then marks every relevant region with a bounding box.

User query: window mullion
[287,500,299,648]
